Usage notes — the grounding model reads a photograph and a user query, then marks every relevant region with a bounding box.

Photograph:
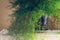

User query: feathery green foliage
[9,0,60,40]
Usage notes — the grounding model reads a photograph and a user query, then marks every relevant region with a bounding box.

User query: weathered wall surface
[0,0,12,30]
[47,16,60,30]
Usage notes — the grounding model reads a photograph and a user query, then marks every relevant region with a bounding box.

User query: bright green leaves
[45,0,60,17]
[55,1,60,9]
[32,10,44,23]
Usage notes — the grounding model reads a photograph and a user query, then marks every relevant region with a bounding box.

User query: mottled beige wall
[47,16,60,30]
[0,0,12,30]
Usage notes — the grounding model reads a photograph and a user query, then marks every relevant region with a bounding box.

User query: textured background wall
[0,0,12,30]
